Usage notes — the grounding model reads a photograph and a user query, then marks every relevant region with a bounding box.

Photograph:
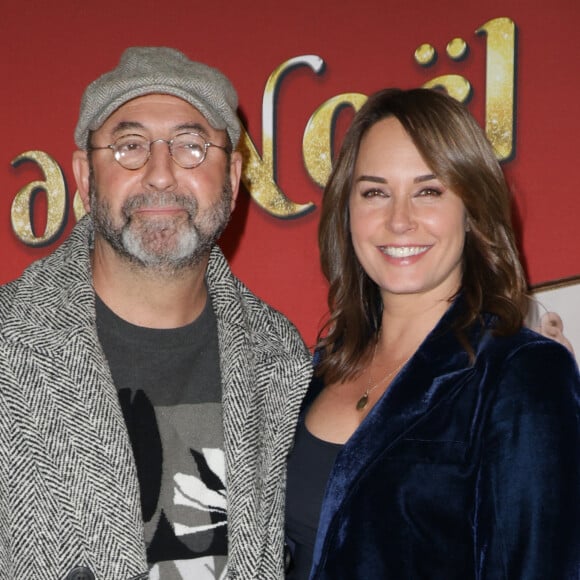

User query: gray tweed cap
[74,46,240,149]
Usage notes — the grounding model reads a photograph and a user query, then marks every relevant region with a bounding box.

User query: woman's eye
[362,189,385,198]
[416,187,443,197]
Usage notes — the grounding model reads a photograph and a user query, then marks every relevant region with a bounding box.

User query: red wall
[2,0,579,347]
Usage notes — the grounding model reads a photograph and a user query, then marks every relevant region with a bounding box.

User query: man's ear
[72,150,91,213]
[228,151,243,212]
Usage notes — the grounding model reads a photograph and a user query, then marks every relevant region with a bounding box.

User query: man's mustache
[121,193,198,219]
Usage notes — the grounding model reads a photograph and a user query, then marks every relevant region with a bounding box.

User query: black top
[285,418,343,579]
[95,294,228,576]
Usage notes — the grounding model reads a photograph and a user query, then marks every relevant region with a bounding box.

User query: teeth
[382,246,428,258]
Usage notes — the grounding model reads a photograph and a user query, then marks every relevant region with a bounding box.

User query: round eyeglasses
[89,132,230,170]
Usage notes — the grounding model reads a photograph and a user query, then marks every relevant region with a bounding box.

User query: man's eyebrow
[111,121,145,135]
[175,122,209,135]
[110,121,210,136]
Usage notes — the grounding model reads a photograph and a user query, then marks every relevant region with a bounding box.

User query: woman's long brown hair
[316,88,528,384]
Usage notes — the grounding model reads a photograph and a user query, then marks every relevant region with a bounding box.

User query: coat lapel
[314,300,478,562]
[206,246,312,578]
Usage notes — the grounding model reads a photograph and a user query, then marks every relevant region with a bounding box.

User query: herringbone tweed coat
[0,216,312,579]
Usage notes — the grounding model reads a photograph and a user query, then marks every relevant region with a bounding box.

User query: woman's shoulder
[479,323,574,364]
[476,324,579,407]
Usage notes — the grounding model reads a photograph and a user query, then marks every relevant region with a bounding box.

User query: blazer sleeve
[475,340,580,579]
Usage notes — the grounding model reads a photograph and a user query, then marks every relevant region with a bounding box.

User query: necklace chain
[356,340,410,411]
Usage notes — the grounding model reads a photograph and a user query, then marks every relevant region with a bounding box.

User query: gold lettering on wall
[9,17,518,243]
[477,17,516,161]
[303,93,367,188]
[241,55,319,218]
[414,17,516,160]
[422,75,472,104]
[11,151,67,245]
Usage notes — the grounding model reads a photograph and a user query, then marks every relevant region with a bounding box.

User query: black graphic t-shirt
[96,294,227,579]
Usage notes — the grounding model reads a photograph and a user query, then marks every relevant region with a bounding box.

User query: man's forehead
[99,93,218,135]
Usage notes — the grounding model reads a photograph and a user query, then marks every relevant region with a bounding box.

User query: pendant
[356,392,369,411]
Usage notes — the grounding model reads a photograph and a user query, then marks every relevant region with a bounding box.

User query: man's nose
[141,140,178,192]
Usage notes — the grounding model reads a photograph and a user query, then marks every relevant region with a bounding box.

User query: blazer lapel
[314,300,478,561]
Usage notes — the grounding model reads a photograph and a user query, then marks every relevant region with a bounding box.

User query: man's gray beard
[89,176,233,273]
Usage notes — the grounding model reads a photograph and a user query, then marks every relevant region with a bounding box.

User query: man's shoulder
[206,247,308,353]
[0,218,94,337]
[238,282,299,333]
[1,231,87,298]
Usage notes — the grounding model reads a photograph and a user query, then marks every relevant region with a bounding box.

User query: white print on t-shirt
[173,448,227,536]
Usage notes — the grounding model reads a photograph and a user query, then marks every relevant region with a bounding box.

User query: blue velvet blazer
[306,301,580,579]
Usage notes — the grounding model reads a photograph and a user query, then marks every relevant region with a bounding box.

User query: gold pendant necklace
[356,343,410,411]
